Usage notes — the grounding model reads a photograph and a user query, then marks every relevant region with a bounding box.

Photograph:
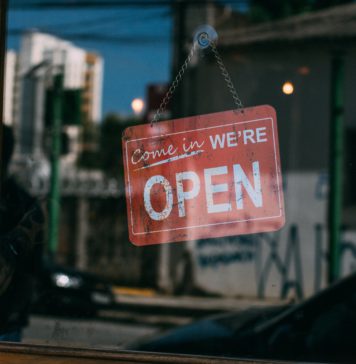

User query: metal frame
[0,0,8,191]
[0,343,292,364]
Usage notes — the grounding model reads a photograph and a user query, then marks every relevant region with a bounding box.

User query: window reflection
[1,1,356,363]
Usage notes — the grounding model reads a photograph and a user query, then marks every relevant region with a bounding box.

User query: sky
[6,3,173,118]
[6,1,249,119]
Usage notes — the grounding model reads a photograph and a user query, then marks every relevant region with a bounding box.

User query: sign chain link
[210,42,244,110]
[151,41,243,126]
[151,42,198,126]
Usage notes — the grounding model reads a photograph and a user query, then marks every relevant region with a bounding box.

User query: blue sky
[6,5,172,118]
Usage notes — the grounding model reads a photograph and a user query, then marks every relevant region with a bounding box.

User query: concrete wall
[185,172,329,298]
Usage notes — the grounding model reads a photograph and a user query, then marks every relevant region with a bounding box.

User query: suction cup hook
[193,25,218,49]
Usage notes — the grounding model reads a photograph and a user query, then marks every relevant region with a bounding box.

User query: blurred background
[2,0,356,360]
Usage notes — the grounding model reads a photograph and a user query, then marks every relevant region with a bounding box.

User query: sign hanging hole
[193,25,218,49]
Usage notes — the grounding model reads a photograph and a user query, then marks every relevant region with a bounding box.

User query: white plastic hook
[193,25,218,49]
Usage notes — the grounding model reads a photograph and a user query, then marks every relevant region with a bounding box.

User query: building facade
[11,31,103,174]
[3,50,17,126]
[82,52,103,124]
[162,2,356,299]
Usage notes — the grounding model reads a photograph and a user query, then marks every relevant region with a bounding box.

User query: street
[23,314,161,349]
[22,294,283,350]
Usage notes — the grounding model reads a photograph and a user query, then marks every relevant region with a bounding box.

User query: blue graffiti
[198,251,255,268]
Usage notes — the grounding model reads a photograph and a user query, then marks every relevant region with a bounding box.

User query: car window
[1,0,356,363]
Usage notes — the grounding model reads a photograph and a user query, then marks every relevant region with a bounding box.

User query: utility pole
[328,52,345,284]
[48,72,63,259]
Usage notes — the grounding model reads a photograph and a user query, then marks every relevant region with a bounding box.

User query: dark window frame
[0,0,8,191]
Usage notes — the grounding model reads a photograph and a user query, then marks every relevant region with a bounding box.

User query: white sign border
[125,116,283,236]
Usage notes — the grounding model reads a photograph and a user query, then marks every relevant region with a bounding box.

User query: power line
[36,13,137,31]
[9,1,171,9]
[7,29,169,45]
[25,9,169,32]
[10,1,250,10]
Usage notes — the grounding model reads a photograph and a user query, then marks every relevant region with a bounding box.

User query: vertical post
[158,244,172,293]
[0,0,8,194]
[328,53,345,284]
[76,197,89,270]
[48,73,63,259]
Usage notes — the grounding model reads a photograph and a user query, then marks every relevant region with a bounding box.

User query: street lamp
[131,98,145,115]
[282,81,294,95]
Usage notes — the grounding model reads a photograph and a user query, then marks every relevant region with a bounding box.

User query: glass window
[1,1,356,362]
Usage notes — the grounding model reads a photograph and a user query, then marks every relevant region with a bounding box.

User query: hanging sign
[122,105,285,246]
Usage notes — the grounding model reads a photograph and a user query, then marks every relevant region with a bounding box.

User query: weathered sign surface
[123,105,285,246]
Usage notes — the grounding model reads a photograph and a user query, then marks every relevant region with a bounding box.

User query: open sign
[123,105,285,246]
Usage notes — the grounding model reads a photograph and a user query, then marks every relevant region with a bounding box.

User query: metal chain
[151,42,198,126]
[151,40,243,126]
[210,42,244,110]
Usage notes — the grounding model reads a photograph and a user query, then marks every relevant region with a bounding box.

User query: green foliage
[76,113,141,176]
[77,120,100,169]
[99,113,141,178]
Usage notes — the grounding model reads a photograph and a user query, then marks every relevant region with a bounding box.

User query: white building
[19,31,84,90]
[18,31,103,122]
[11,31,103,178]
[83,52,103,123]
[3,50,17,126]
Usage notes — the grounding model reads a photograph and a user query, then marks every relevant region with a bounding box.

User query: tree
[77,120,100,169]
[99,113,140,178]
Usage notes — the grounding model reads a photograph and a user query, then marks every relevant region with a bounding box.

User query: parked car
[131,272,356,363]
[31,258,115,317]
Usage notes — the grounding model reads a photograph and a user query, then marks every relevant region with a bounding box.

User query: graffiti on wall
[194,224,356,299]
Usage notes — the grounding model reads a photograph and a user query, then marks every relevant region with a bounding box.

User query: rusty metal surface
[123,105,284,246]
[0,343,294,364]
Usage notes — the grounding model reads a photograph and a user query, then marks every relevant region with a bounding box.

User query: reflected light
[298,66,310,75]
[131,98,145,115]
[282,81,294,95]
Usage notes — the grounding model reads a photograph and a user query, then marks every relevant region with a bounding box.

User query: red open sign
[123,105,285,246]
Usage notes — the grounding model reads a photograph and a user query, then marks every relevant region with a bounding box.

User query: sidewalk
[111,286,288,316]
